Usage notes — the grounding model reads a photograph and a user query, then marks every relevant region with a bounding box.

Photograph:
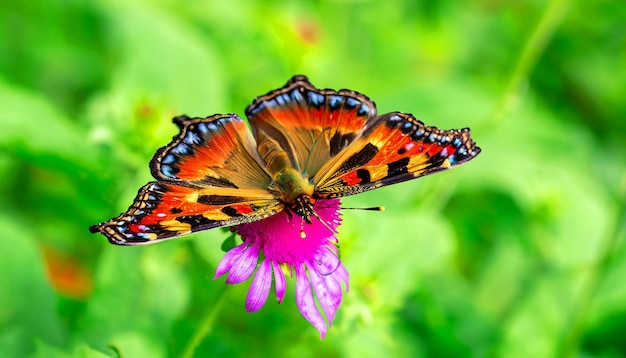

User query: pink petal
[295,264,327,338]
[245,259,272,312]
[272,261,286,304]
[314,245,341,276]
[308,263,343,324]
[335,264,349,292]
[225,244,259,284]
[213,199,348,338]
[214,244,246,278]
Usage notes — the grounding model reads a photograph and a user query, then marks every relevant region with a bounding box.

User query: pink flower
[214,198,348,338]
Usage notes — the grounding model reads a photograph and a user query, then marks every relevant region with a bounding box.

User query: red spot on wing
[128,223,147,233]
[426,143,442,157]
[230,203,254,215]
[342,171,364,186]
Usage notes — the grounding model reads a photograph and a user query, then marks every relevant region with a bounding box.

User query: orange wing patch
[314,113,480,197]
[90,182,281,245]
[246,75,377,177]
[151,114,272,190]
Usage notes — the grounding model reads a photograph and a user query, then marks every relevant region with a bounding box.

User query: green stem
[488,0,570,126]
[178,286,229,358]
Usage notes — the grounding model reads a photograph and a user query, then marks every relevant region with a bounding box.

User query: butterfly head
[272,170,317,225]
[289,194,317,224]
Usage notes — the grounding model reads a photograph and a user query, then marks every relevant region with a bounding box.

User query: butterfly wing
[90,114,282,245]
[152,114,271,189]
[313,112,481,197]
[246,75,377,178]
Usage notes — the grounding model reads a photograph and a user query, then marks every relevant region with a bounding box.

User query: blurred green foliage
[1,0,625,357]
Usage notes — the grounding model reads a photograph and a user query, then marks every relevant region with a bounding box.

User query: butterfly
[90,75,481,245]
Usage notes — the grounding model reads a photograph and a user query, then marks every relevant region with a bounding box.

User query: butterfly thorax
[258,130,316,222]
[273,169,316,222]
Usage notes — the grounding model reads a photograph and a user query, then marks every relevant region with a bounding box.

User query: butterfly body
[90,75,480,245]
[270,167,318,224]
[262,145,314,203]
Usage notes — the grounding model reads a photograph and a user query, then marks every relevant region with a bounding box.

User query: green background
[1,0,625,357]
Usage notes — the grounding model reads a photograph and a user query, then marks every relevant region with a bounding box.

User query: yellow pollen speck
[300,230,307,239]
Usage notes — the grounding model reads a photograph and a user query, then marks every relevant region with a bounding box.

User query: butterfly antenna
[340,206,385,211]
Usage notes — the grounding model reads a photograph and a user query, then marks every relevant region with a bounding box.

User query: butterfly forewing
[90,114,282,245]
[152,114,272,190]
[313,112,481,198]
[246,75,377,178]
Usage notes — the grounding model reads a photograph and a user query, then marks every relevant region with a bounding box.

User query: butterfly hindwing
[313,112,481,198]
[90,114,282,245]
[246,75,377,177]
[89,181,281,245]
